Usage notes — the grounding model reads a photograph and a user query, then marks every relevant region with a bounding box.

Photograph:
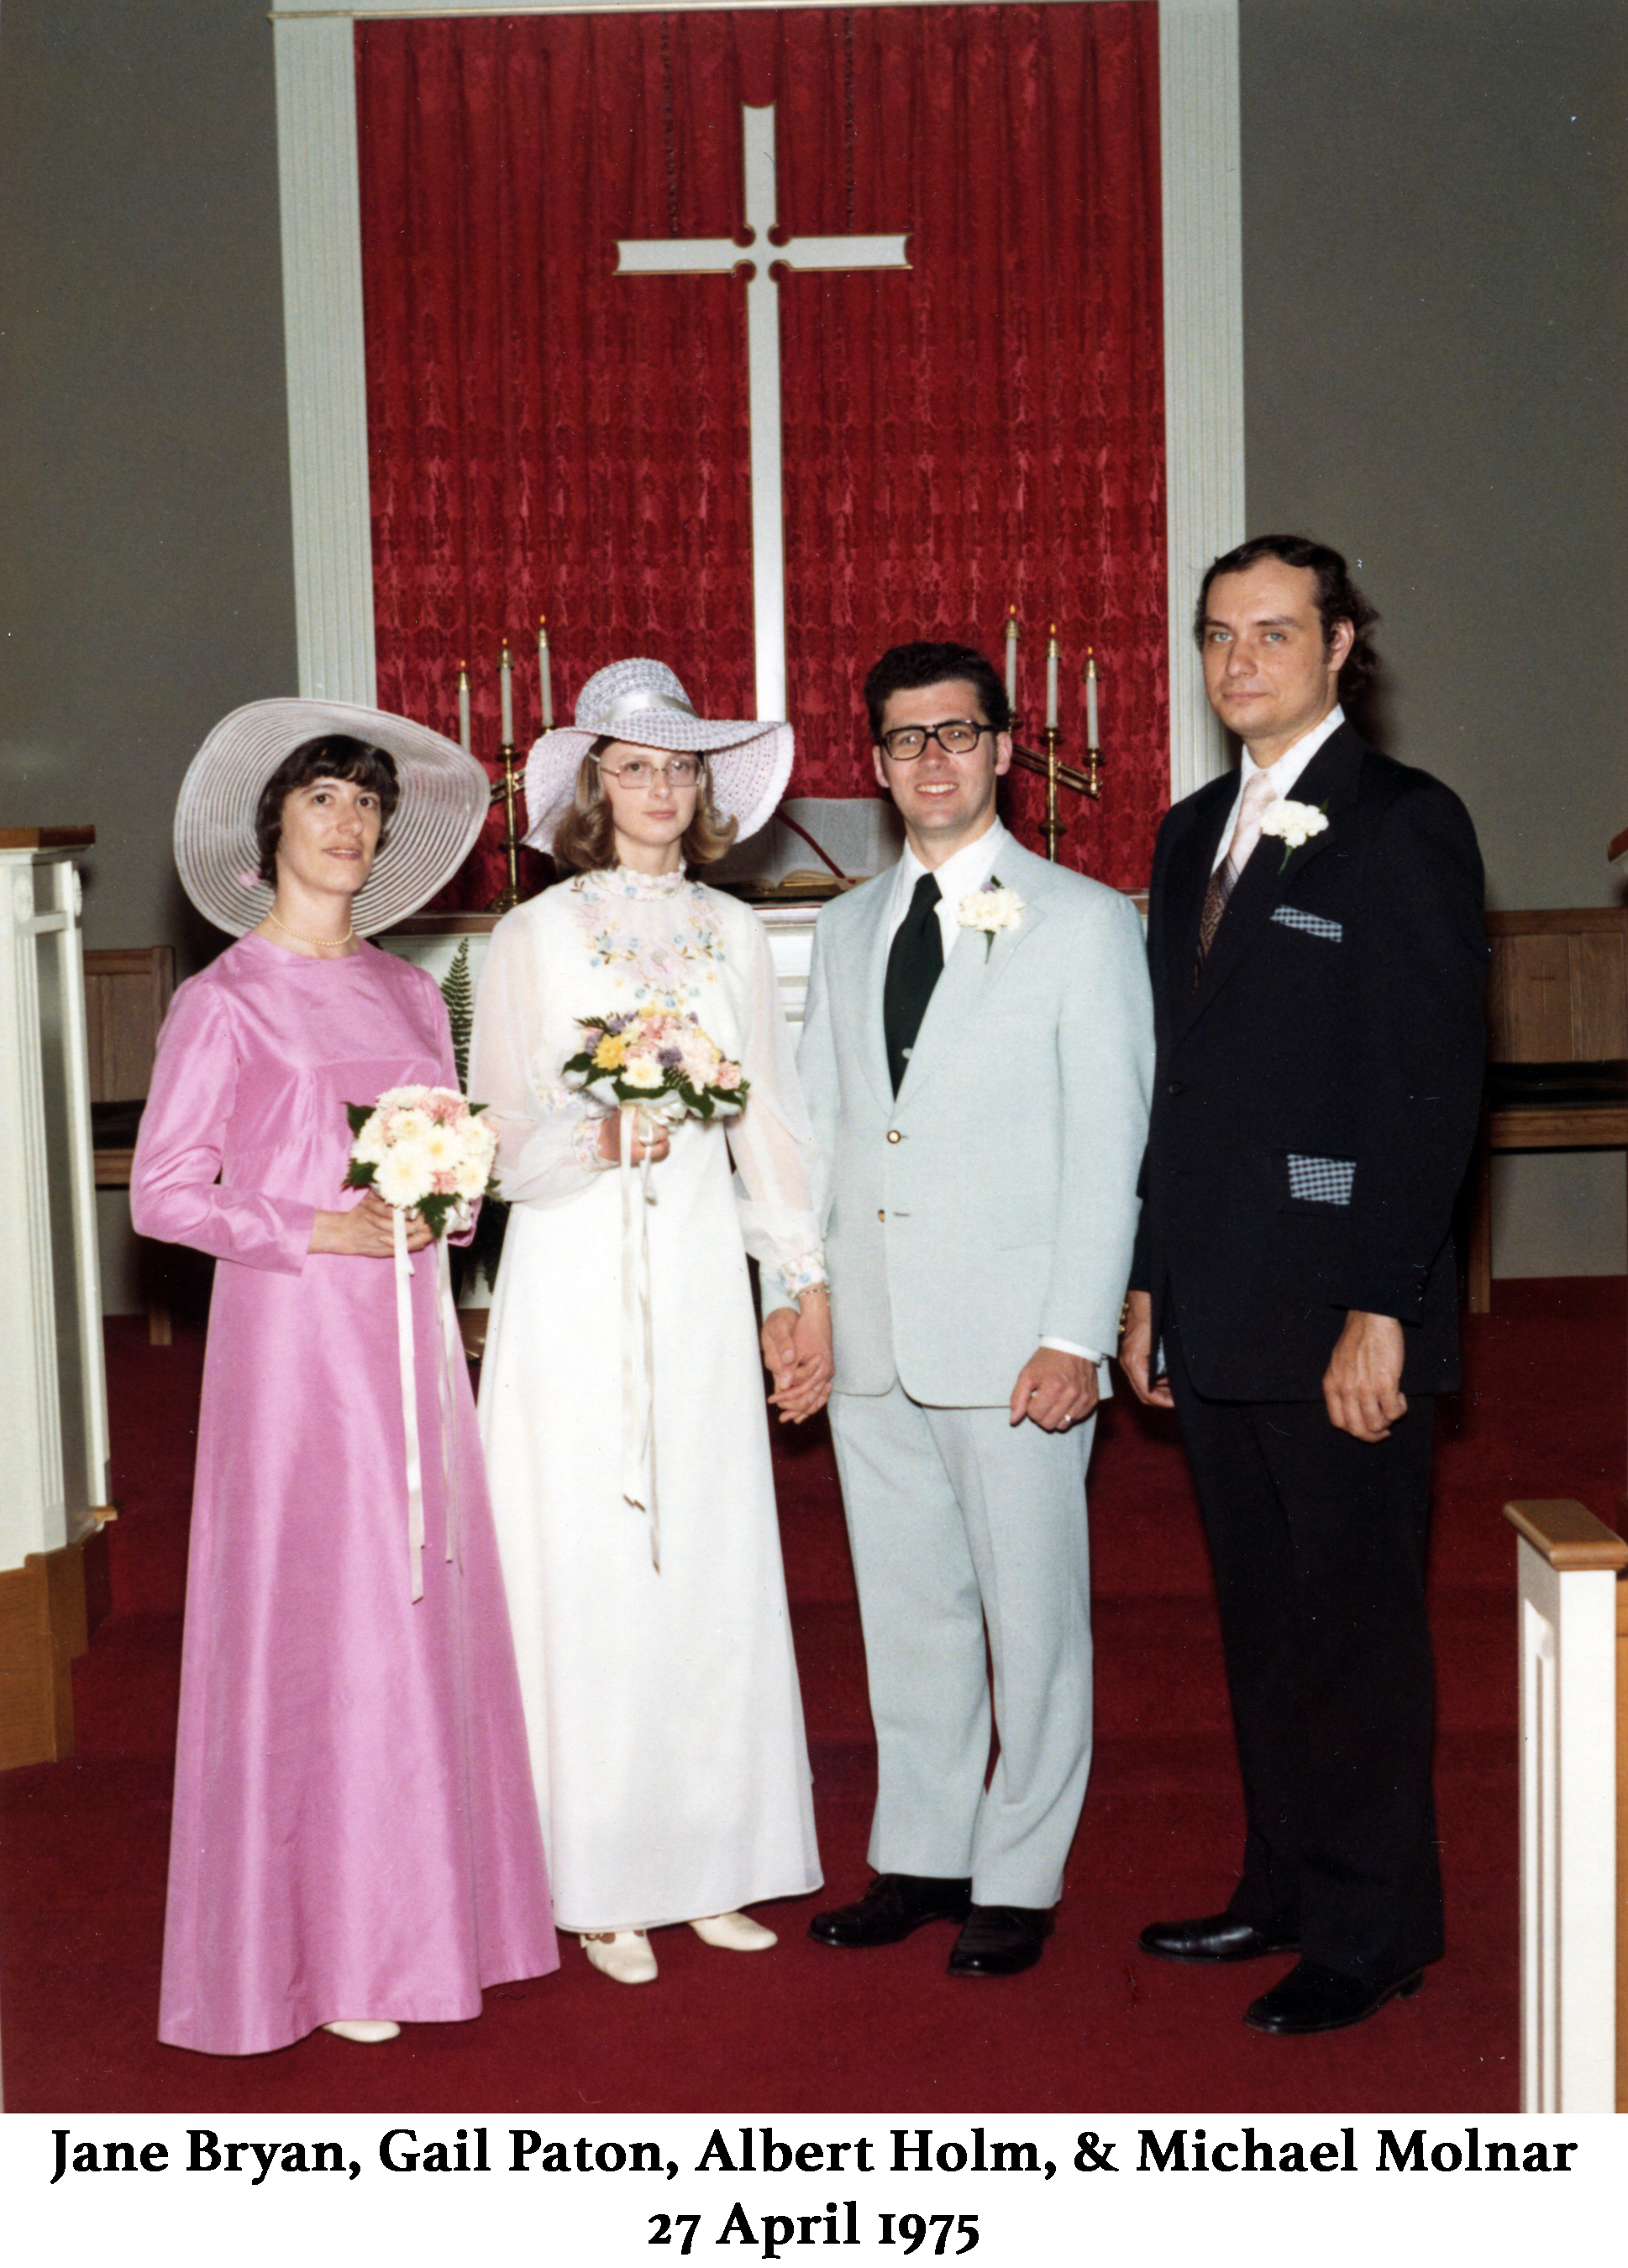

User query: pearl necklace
[265,908,354,954]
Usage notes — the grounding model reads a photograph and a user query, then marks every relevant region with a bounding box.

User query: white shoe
[580,1929,658,1984]
[322,2019,400,2043]
[689,1911,778,1951]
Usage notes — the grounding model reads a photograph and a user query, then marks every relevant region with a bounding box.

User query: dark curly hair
[863,642,1011,743]
[1195,534,1381,696]
[254,734,400,885]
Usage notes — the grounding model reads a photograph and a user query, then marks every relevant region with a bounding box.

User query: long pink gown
[132,932,556,2055]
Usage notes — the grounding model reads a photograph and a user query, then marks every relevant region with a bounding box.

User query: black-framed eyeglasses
[592,753,705,789]
[878,720,993,763]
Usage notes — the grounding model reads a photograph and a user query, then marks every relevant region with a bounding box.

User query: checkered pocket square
[1287,1153,1355,1205]
[1271,906,1343,942]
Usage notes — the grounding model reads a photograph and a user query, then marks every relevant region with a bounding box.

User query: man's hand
[761,1306,798,1396]
[1009,1346,1099,1431]
[764,1287,834,1425]
[1118,1289,1174,1409]
[1322,1310,1407,1441]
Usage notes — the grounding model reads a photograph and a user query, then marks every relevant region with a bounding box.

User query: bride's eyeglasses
[595,755,705,790]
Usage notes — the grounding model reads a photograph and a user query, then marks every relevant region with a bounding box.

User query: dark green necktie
[884,873,943,1095]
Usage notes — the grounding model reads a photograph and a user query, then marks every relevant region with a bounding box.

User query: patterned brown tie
[1194,769,1278,984]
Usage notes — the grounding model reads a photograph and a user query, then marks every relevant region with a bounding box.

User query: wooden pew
[84,947,176,1345]
[1466,909,1628,1314]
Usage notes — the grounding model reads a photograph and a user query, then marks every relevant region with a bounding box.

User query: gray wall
[1,2,1621,1286]
[0,0,296,964]
[1239,0,1627,1276]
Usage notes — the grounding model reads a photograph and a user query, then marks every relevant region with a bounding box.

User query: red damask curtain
[357,5,1167,895]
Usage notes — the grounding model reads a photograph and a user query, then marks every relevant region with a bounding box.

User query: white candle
[1085,649,1099,748]
[538,617,554,732]
[500,642,514,747]
[1046,625,1059,732]
[1004,606,1018,710]
[457,664,471,754]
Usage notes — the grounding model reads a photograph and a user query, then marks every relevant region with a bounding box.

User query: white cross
[617,103,910,722]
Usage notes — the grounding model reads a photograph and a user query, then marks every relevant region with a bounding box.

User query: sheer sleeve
[130,976,314,1273]
[722,904,827,1292]
[468,905,608,1209]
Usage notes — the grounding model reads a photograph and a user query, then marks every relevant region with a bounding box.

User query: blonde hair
[550,740,738,874]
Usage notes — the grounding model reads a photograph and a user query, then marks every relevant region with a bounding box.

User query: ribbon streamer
[391,1211,468,1601]
[393,1204,427,1602]
[619,1105,662,1569]
[436,1236,461,1572]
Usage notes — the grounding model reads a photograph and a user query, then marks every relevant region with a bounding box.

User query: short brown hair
[549,739,738,874]
[254,734,400,885]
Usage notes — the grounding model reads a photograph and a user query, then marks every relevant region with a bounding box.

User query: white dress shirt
[885,817,1100,1368]
[888,816,1010,955]
[1210,703,1346,874]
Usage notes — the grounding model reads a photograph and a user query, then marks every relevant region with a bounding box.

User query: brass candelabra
[489,743,523,914]
[1010,728,1101,862]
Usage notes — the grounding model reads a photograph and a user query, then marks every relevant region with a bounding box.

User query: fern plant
[439,937,509,1291]
[440,937,474,1091]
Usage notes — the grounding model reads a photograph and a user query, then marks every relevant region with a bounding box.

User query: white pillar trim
[0,849,110,1573]
[1159,0,1242,799]
[272,1,1246,800]
[274,14,377,704]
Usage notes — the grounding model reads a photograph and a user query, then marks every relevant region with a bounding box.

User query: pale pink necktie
[1195,768,1278,979]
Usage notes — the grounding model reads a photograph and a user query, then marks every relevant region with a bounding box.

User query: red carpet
[3,1279,1622,2113]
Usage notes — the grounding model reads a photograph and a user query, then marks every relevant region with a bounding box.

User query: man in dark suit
[1120,534,1487,2035]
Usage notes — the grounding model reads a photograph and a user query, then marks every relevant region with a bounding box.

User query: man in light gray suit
[766,641,1152,1976]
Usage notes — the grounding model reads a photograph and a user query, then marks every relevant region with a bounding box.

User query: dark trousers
[1165,1325,1444,1982]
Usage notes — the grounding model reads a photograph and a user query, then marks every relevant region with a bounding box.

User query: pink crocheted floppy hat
[522,658,792,855]
[174,698,489,937]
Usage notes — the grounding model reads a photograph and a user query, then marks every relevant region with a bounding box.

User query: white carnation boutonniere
[1259,798,1331,870]
[957,879,1026,960]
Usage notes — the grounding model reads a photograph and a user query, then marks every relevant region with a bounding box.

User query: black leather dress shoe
[946,1904,1054,1977]
[1138,1913,1300,1965]
[808,1873,973,1948]
[1244,1959,1425,2035]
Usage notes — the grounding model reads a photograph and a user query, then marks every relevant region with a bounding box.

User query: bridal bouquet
[562,1008,748,1126]
[344,1084,498,1238]
[563,1009,748,1550]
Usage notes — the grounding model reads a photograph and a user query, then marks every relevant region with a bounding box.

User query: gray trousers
[828,1383,1094,1908]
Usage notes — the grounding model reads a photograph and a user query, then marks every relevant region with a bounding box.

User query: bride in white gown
[470,659,834,1984]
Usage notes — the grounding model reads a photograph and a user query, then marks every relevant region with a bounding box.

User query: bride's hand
[598,1109,671,1166]
[310,1190,433,1256]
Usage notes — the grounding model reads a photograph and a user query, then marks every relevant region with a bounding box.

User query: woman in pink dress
[132,699,556,2055]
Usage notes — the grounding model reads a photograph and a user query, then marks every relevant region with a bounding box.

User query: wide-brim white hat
[175,698,490,937]
[522,658,792,854]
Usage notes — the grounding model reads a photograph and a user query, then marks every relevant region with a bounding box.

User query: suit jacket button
[886,1128,902,1143]
[877,1209,886,1222]
[1167,1079,1186,1096]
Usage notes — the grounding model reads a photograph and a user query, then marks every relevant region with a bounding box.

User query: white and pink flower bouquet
[344,1084,498,1239]
[561,1007,748,1128]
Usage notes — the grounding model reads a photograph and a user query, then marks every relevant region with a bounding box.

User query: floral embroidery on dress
[567,869,727,1005]
[576,865,691,904]
[571,1115,617,1173]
